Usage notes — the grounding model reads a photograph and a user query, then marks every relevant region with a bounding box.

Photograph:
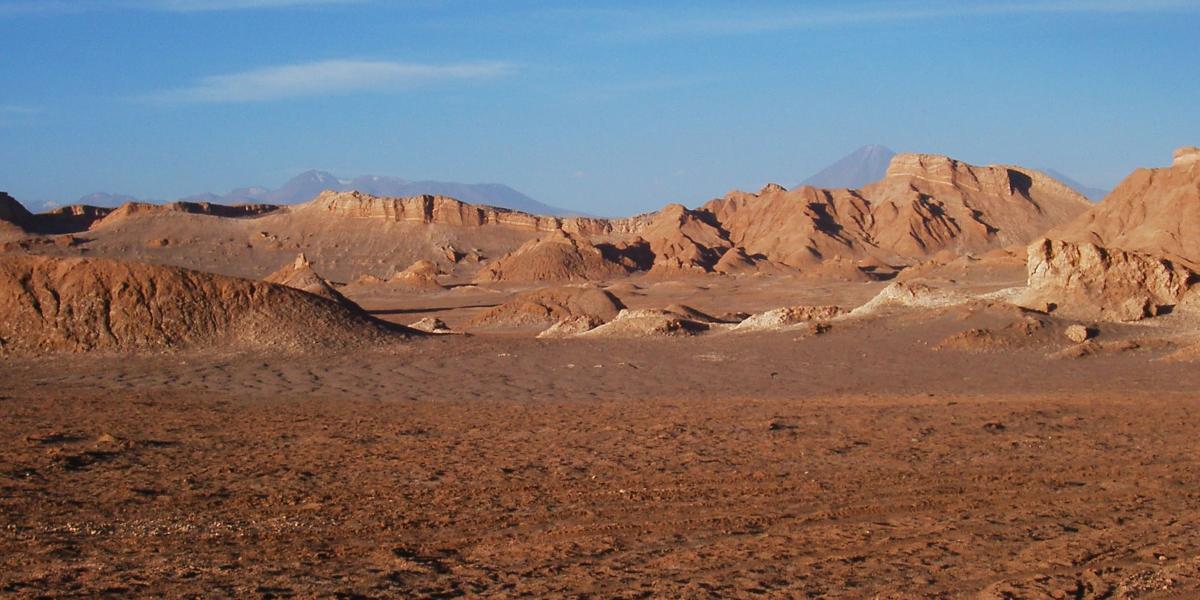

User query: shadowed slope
[0,255,406,355]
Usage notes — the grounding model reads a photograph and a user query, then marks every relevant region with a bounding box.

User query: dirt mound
[390,259,445,290]
[264,253,355,307]
[934,314,1060,352]
[734,305,846,331]
[577,308,711,338]
[0,255,401,355]
[1045,147,1200,269]
[849,281,970,317]
[1020,238,1198,321]
[472,230,631,283]
[468,284,626,329]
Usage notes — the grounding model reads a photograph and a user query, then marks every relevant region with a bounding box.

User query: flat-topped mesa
[1174,146,1200,167]
[91,200,278,229]
[882,153,1083,200]
[863,153,1092,254]
[297,190,624,236]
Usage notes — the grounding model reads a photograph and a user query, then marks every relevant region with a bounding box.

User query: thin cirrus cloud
[142,59,517,104]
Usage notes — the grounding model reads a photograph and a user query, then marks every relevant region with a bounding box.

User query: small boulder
[1065,324,1093,344]
[410,317,452,334]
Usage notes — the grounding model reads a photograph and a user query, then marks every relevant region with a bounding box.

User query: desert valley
[0,144,1199,597]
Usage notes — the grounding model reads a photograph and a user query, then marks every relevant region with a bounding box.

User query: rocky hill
[1020,147,1200,320]
[0,255,403,355]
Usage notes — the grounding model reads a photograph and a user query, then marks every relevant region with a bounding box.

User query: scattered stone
[734,305,845,331]
[409,318,453,334]
[1065,324,1093,344]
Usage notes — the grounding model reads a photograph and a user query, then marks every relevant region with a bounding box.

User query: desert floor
[4,278,1200,598]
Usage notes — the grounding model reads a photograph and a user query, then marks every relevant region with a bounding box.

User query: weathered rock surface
[409,317,453,334]
[1064,324,1092,343]
[0,255,399,355]
[1044,147,1200,269]
[734,305,846,331]
[91,201,278,229]
[577,308,711,338]
[264,253,355,307]
[850,281,970,316]
[1021,238,1196,321]
[860,154,1092,257]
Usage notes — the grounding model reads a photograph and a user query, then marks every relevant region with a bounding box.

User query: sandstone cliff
[1044,147,1200,269]
[1021,238,1197,321]
[1019,147,1200,321]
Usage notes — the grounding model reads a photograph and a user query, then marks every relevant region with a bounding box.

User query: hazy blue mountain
[800,145,896,189]
[1042,168,1109,201]
[182,170,579,216]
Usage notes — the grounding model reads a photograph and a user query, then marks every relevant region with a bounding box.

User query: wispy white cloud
[142,59,517,103]
[596,0,1200,39]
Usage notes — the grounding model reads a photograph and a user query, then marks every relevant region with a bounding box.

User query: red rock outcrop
[635,204,731,273]
[696,157,1089,271]
[1019,148,1200,321]
[703,185,873,268]
[1045,146,1200,269]
[295,191,627,237]
[860,154,1092,256]
[1021,238,1196,321]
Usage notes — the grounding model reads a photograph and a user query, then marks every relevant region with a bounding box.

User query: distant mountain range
[54,171,579,216]
[1040,169,1109,201]
[799,144,1108,201]
[799,144,896,190]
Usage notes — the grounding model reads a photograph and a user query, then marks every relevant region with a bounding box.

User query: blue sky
[1,0,1198,215]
